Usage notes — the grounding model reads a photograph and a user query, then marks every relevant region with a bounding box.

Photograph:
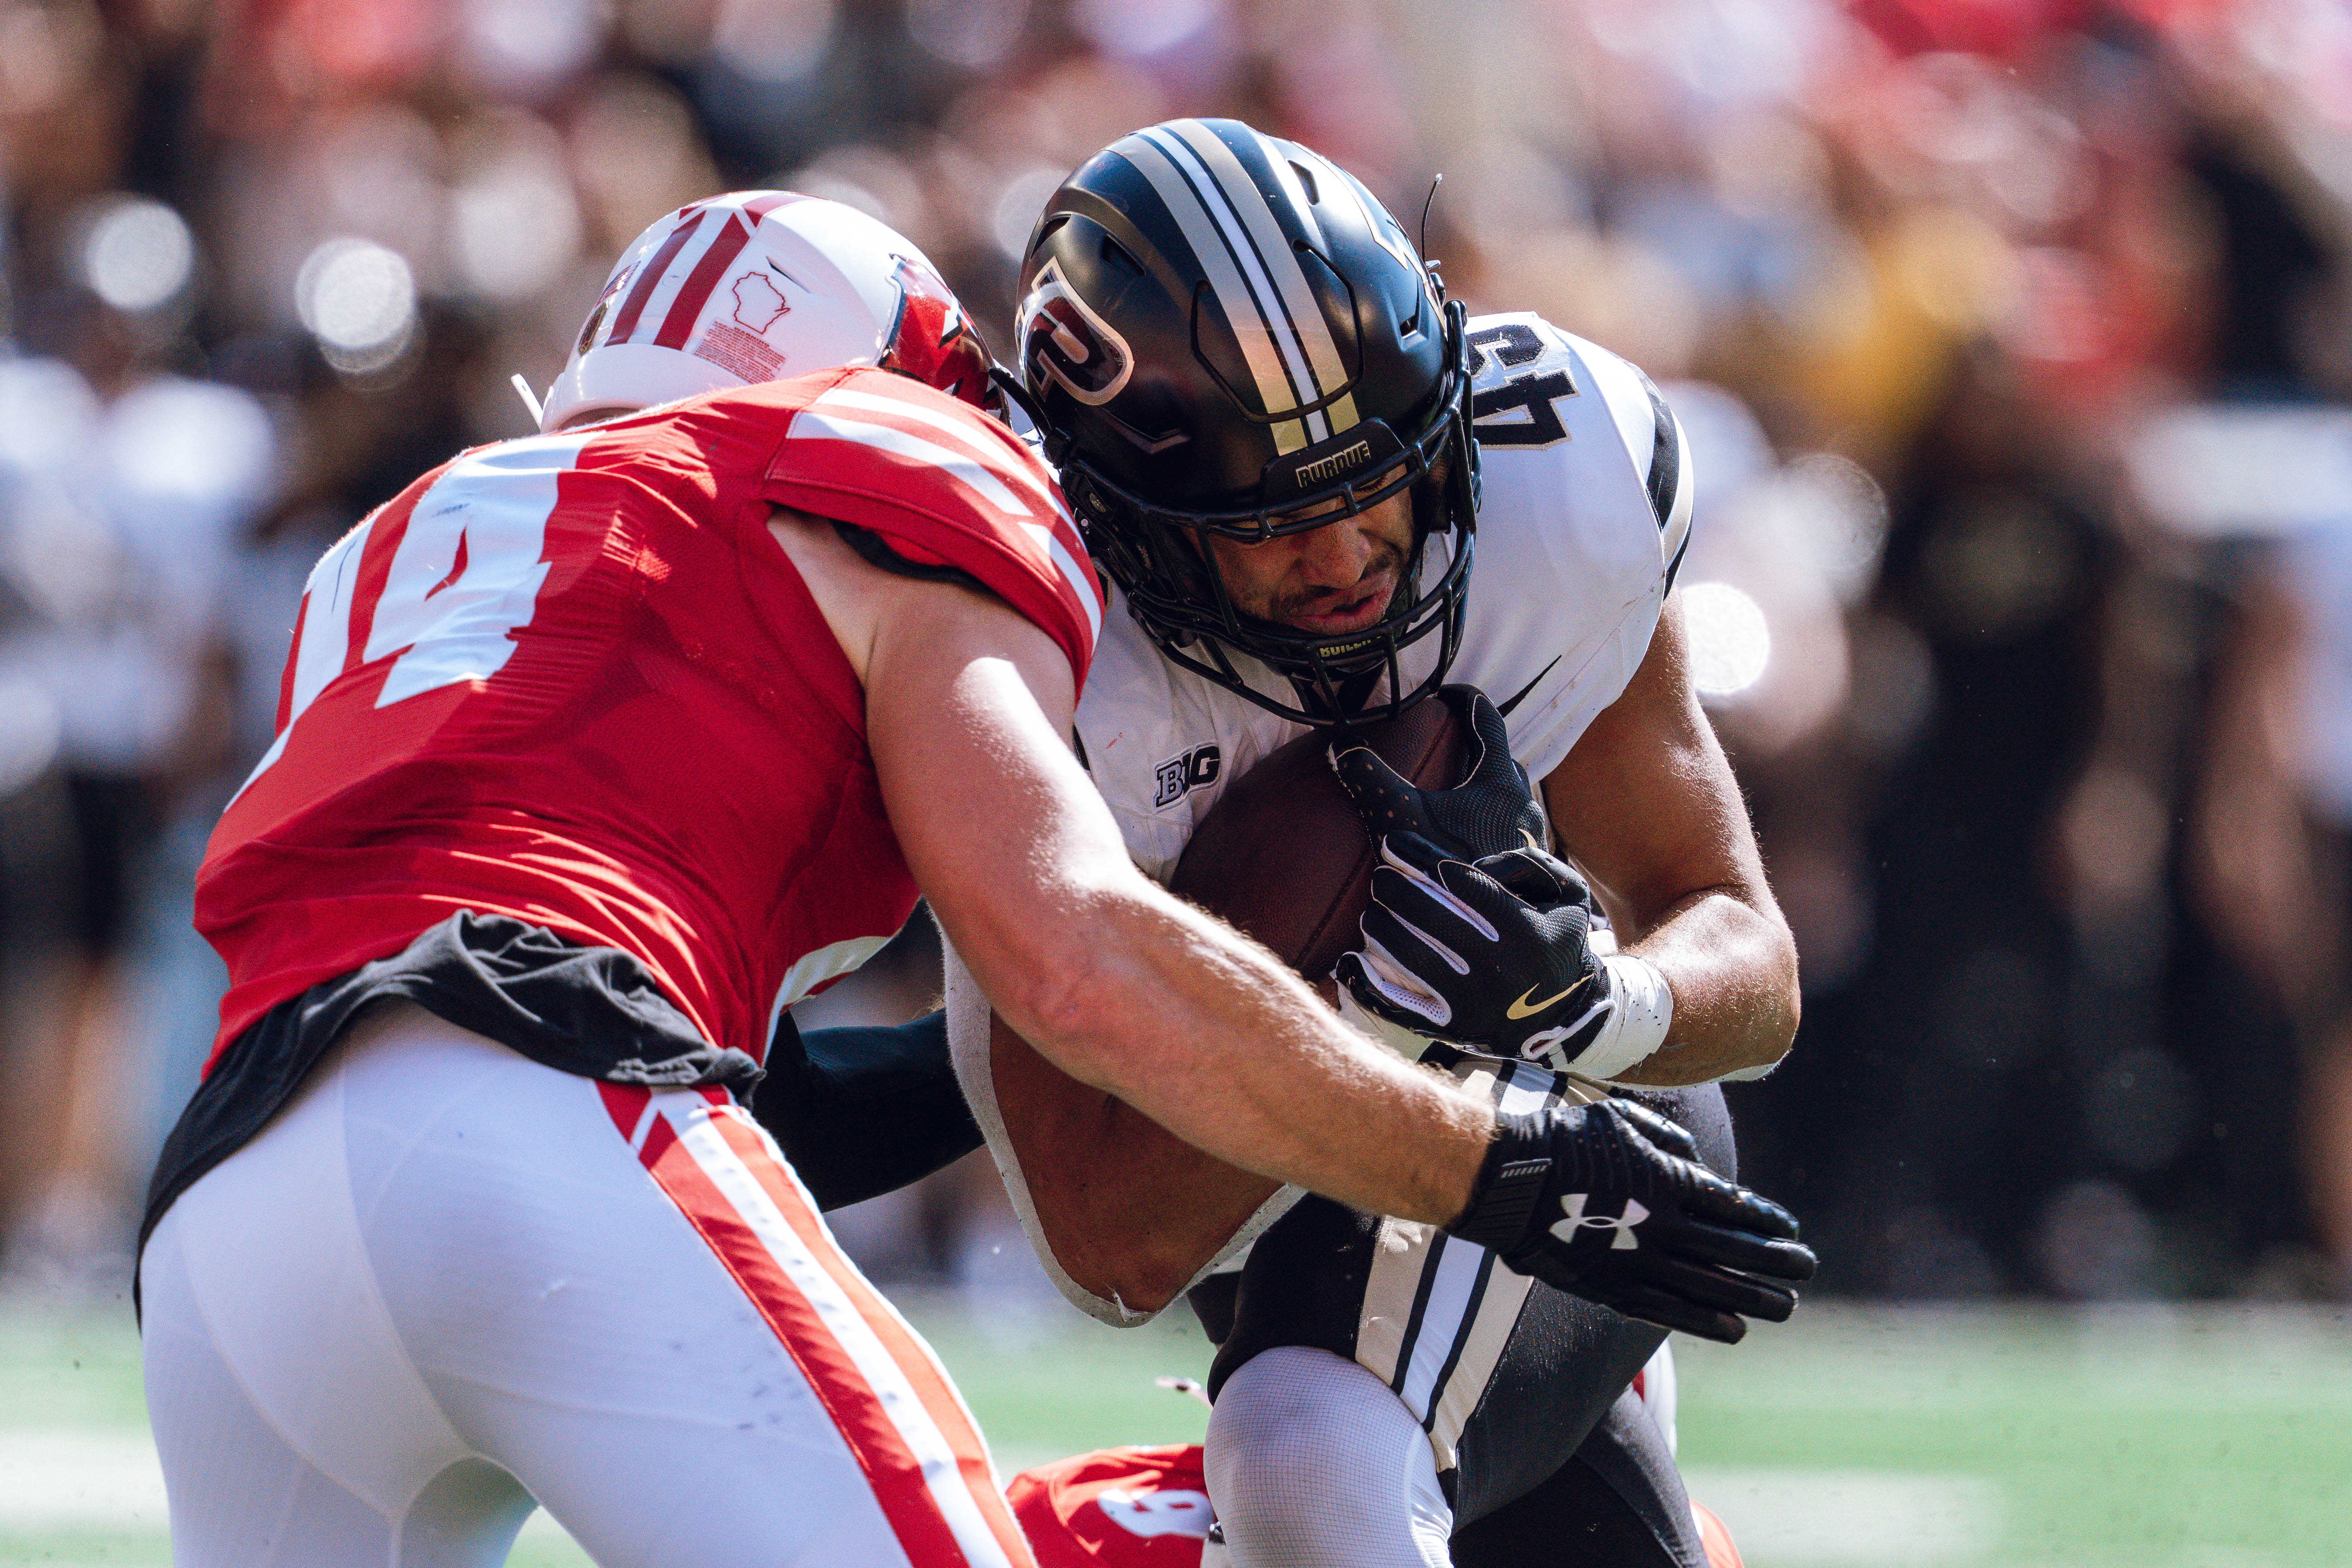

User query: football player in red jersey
[139,192,1809,1568]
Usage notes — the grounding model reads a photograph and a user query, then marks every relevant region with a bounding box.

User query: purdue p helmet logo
[1552,1194,1649,1251]
[1020,258,1133,406]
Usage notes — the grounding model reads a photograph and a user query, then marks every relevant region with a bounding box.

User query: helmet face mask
[1017,119,1481,725]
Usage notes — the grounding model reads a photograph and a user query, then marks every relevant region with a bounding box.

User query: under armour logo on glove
[1555,1193,1648,1251]
[1445,1097,1816,1344]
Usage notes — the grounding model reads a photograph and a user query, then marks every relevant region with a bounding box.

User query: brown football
[1169,696,1468,993]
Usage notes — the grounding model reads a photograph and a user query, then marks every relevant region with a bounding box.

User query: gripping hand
[1334,831,1615,1067]
[1330,686,1643,1069]
[1329,685,1546,863]
[1446,1097,1816,1343]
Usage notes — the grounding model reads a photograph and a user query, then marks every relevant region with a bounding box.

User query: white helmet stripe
[1135,122,1343,444]
[1117,127,1323,452]
[1164,120,1359,434]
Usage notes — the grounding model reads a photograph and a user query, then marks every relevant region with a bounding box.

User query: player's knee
[1207,1347,1450,1568]
[1206,1347,1420,1519]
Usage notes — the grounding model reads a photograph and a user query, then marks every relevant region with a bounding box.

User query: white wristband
[1561,953,1673,1081]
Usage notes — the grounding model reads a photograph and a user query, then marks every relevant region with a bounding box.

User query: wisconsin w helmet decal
[878,252,994,410]
[1020,257,1134,407]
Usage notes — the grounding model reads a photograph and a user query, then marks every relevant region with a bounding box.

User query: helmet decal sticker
[1019,256,1135,407]
[733,272,790,333]
[692,269,794,382]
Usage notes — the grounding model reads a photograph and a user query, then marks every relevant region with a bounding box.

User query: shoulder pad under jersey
[762,369,1105,688]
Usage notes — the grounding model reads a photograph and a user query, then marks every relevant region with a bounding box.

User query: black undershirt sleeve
[833,521,991,595]
[752,1010,983,1211]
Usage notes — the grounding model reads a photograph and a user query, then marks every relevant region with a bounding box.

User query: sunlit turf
[5,1294,2347,1566]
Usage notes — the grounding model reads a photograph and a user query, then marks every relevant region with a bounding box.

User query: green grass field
[5,1293,2348,1566]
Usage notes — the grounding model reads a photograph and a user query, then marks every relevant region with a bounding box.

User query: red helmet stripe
[653,212,756,350]
[739,191,804,223]
[607,206,709,347]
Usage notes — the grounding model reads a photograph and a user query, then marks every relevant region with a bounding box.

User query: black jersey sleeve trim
[1637,374,1682,539]
[1635,372,1691,593]
[835,521,991,595]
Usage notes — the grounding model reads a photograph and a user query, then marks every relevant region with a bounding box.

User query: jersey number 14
[237,431,594,795]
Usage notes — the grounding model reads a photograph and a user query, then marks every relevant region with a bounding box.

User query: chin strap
[508,373,545,426]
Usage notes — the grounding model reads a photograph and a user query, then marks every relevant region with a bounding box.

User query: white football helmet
[538,191,996,433]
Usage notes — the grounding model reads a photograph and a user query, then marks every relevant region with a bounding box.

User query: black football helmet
[1013,118,1478,724]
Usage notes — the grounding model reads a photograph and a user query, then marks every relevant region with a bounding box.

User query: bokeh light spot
[1682,580,1772,696]
[82,198,196,315]
[296,239,418,369]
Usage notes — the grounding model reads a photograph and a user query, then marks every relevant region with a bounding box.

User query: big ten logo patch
[692,271,794,382]
[1153,744,1221,809]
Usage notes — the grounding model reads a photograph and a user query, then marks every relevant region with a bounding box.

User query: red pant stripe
[633,1111,978,1568]
[708,1110,1034,1568]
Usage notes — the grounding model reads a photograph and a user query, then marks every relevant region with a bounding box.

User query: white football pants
[140,1001,1032,1568]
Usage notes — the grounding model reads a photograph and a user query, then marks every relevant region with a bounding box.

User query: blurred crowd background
[0,0,2347,1314]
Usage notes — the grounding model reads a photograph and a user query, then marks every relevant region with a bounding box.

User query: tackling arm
[773,511,1497,1229]
[1544,593,1799,1085]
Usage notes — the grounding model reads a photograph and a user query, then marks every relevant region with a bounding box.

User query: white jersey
[1073,313,1693,880]
[946,314,1694,1326]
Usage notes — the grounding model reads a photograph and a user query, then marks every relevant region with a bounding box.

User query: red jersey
[1009,1446,1215,1568]
[196,368,1100,1073]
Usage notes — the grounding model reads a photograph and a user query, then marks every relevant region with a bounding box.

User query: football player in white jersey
[946,118,1804,1568]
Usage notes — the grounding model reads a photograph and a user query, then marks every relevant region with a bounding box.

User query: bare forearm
[1611,889,1798,1086]
[1006,882,1494,1224]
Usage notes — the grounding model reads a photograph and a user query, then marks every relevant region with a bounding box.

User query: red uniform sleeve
[760,369,1104,690]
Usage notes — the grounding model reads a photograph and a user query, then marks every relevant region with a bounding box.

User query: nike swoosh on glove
[1334,830,1614,1066]
[1446,1096,1817,1343]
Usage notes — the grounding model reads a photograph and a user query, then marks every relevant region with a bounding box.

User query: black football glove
[1335,831,1615,1067]
[1329,685,1546,863]
[1446,1096,1816,1343]
[1330,686,1616,1064]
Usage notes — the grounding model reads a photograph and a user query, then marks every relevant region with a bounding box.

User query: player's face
[1205,469,1416,637]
